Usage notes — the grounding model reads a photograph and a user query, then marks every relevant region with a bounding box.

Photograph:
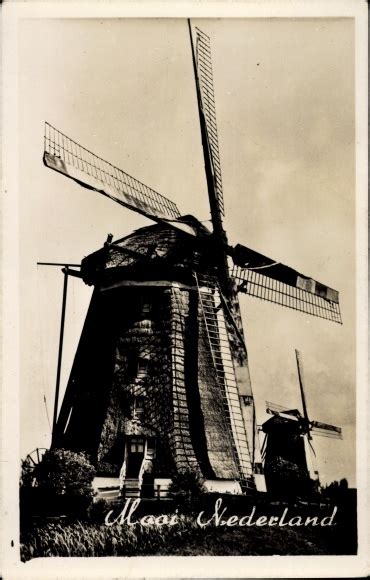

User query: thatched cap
[81,216,214,286]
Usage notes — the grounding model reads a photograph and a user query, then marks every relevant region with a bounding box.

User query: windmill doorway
[126,437,145,478]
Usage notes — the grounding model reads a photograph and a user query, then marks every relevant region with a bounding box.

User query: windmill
[261,349,342,497]
[39,22,342,498]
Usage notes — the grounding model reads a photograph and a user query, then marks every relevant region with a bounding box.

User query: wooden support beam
[61,267,82,278]
[100,279,196,293]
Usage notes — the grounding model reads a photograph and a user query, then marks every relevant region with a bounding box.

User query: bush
[33,448,95,496]
[24,448,96,516]
[168,468,205,512]
[322,478,349,500]
[87,498,111,523]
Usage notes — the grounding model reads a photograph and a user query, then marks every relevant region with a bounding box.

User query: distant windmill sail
[295,349,311,437]
[311,421,342,439]
[266,400,292,415]
[43,123,180,222]
[231,244,342,324]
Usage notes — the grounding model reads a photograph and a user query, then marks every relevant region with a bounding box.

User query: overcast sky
[18,17,355,486]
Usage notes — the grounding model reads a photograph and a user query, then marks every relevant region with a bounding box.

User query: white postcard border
[2,1,368,578]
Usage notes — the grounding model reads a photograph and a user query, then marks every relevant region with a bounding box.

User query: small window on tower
[137,358,149,378]
[140,295,152,316]
[242,395,253,406]
[134,396,144,418]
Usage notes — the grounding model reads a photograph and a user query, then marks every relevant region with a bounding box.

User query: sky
[17,17,356,486]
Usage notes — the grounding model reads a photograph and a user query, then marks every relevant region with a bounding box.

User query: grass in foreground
[20,504,356,561]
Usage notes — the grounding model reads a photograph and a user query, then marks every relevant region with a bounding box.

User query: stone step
[123,479,141,498]
[96,488,121,501]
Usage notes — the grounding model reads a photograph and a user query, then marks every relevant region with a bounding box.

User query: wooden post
[51,267,69,444]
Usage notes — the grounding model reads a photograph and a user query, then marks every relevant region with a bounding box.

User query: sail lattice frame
[44,122,180,221]
[195,27,225,218]
[232,265,342,324]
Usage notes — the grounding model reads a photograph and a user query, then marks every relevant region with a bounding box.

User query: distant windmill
[36,22,342,498]
[261,349,342,497]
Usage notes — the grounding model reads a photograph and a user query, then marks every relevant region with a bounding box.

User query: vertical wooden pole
[52,267,69,444]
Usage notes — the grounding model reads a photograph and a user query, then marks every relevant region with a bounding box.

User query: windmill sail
[44,122,180,222]
[194,27,225,218]
[311,421,342,439]
[266,407,342,438]
[295,349,311,437]
[194,272,253,488]
[266,400,291,415]
[231,244,342,324]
